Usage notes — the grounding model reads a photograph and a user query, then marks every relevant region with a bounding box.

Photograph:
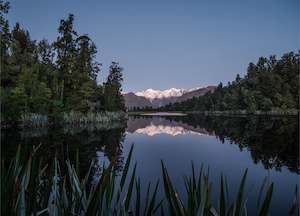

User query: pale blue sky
[8,0,299,92]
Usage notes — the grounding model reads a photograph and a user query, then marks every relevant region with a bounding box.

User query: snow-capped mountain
[123,86,216,109]
[135,88,186,100]
[135,87,207,100]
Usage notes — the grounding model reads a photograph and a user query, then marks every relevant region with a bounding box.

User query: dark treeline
[0,1,125,125]
[162,52,299,112]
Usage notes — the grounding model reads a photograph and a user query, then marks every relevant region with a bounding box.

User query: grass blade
[234,169,248,216]
[124,162,137,211]
[258,183,273,216]
[219,174,226,216]
[120,144,134,191]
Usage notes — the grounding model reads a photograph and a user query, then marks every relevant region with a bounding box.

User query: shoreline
[1,111,127,129]
[128,109,299,116]
[2,109,298,129]
[186,110,299,116]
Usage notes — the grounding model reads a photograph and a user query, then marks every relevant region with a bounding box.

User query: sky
[7,0,299,92]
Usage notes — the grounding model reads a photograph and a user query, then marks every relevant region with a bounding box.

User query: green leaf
[135,178,141,216]
[120,144,134,191]
[219,174,226,216]
[258,183,273,216]
[147,180,160,215]
[124,162,137,211]
[288,185,299,216]
[234,169,248,216]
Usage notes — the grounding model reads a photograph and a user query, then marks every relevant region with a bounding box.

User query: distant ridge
[123,86,216,109]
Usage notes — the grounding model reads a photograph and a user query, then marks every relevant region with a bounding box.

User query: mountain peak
[123,85,216,109]
[135,88,185,100]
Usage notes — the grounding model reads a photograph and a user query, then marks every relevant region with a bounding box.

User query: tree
[53,14,77,105]
[163,52,299,112]
[1,3,126,125]
[70,35,100,112]
[103,62,125,111]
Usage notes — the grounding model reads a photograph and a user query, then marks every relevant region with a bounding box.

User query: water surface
[2,115,299,215]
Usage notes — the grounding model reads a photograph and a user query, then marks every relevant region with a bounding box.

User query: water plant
[14,111,126,128]
[1,144,298,215]
[21,113,48,128]
[61,111,126,126]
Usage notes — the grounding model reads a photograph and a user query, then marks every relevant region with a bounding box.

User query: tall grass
[18,111,126,128]
[1,145,298,215]
[21,113,48,128]
[61,111,126,126]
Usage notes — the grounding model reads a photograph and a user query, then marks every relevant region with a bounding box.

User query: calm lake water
[2,114,299,215]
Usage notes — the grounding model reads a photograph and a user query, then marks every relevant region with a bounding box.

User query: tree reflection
[167,115,299,173]
[1,125,126,176]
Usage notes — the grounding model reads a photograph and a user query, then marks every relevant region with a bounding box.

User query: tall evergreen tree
[53,14,77,106]
[71,35,100,112]
[103,62,125,111]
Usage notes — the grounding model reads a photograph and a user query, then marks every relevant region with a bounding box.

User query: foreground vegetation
[2,145,299,215]
[1,1,125,126]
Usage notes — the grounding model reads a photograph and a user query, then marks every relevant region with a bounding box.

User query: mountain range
[123,86,216,109]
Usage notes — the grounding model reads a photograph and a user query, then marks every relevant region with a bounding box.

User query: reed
[17,111,126,128]
[61,111,126,125]
[21,113,48,127]
[1,145,298,215]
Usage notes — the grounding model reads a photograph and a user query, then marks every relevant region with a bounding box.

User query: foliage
[21,113,48,128]
[2,144,298,216]
[0,1,125,125]
[161,52,299,112]
[103,62,126,112]
[61,111,126,125]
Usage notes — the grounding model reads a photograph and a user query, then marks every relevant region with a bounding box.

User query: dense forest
[0,1,125,126]
[161,52,299,112]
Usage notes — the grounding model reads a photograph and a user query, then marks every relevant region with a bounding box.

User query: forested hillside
[162,52,299,112]
[0,1,125,125]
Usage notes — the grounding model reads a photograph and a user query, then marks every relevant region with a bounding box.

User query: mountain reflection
[128,115,299,173]
[135,125,204,136]
[127,116,212,136]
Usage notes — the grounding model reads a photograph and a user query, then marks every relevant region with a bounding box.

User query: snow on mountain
[135,88,185,100]
[186,86,205,93]
[123,86,216,108]
[135,86,209,100]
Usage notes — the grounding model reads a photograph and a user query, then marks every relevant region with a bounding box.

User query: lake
[2,114,299,215]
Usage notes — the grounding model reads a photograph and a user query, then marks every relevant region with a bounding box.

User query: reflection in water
[2,115,299,175]
[1,115,299,215]
[2,115,298,174]
[127,116,212,136]
[2,125,126,175]
[135,124,206,136]
[1,114,298,215]
[127,115,299,173]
